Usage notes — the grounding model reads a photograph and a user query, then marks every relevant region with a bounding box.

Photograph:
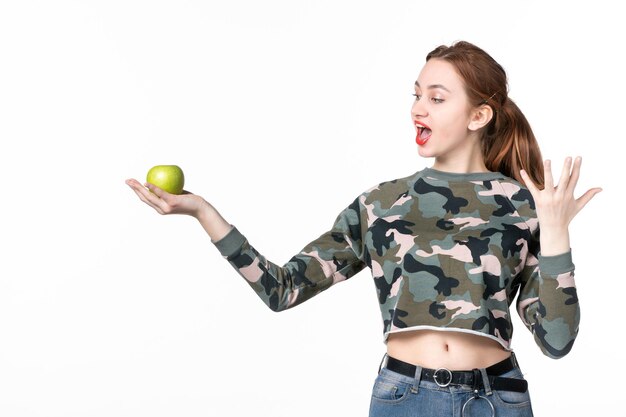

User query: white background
[0,1,621,416]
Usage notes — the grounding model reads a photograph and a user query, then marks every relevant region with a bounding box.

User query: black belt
[385,354,528,393]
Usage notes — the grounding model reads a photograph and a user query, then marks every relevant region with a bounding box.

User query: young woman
[126,41,601,417]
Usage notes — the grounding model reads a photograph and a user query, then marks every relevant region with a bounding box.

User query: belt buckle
[433,368,453,387]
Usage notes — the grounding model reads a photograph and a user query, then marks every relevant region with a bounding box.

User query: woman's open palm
[520,157,602,229]
[125,178,206,218]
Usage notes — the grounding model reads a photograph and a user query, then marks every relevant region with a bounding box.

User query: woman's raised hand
[520,157,601,228]
[520,157,602,255]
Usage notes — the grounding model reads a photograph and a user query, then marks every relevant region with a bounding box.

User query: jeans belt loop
[479,367,493,396]
[411,365,424,393]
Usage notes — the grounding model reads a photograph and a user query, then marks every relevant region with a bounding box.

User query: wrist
[539,225,571,256]
[191,198,212,220]
[194,199,215,222]
[195,200,232,242]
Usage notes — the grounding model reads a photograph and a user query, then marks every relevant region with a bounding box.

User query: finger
[126,179,152,199]
[128,181,161,208]
[131,181,161,203]
[574,187,603,215]
[144,182,172,202]
[556,157,573,193]
[127,180,171,213]
[520,169,540,196]
[128,184,164,213]
[144,182,185,214]
[144,182,172,199]
[143,182,178,211]
[125,178,144,189]
[565,156,582,196]
[543,159,554,191]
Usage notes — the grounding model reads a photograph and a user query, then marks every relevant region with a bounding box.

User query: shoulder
[360,170,419,206]
[490,175,536,218]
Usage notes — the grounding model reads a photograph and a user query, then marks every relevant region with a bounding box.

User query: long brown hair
[426,41,544,188]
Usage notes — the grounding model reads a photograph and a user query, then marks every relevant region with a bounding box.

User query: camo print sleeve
[211,196,367,312]
[516,229,579,359]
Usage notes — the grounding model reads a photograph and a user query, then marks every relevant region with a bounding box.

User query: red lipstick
[414,121,432,146]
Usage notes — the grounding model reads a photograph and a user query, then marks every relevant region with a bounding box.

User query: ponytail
[482,97,545,189]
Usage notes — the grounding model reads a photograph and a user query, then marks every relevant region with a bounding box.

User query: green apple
[146,165,185,195]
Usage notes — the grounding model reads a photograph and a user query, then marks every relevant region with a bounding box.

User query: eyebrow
[414,81,451,93]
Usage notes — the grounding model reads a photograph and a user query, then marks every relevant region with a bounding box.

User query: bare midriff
[386,329,512,370]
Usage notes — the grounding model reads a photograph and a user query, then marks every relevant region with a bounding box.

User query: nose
[411,98,428,119]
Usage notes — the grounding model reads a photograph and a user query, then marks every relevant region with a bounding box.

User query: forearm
[195,200,233,243]
[210,194,367,312]
[214,229,336,312]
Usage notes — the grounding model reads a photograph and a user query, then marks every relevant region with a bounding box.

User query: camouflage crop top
[212,167,579,359]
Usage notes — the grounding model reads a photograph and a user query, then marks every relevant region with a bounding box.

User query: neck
[432,157,489,174]
[432,139,488,174]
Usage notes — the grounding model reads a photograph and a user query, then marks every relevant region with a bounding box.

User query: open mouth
[415,122,432,146]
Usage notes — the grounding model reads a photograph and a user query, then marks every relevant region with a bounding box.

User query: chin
[417,145,437,159]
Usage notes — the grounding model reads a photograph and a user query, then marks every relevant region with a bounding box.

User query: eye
[412,93,421,100]
[431,97,444,104]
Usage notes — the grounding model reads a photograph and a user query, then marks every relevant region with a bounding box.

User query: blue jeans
[369,357,534,417]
